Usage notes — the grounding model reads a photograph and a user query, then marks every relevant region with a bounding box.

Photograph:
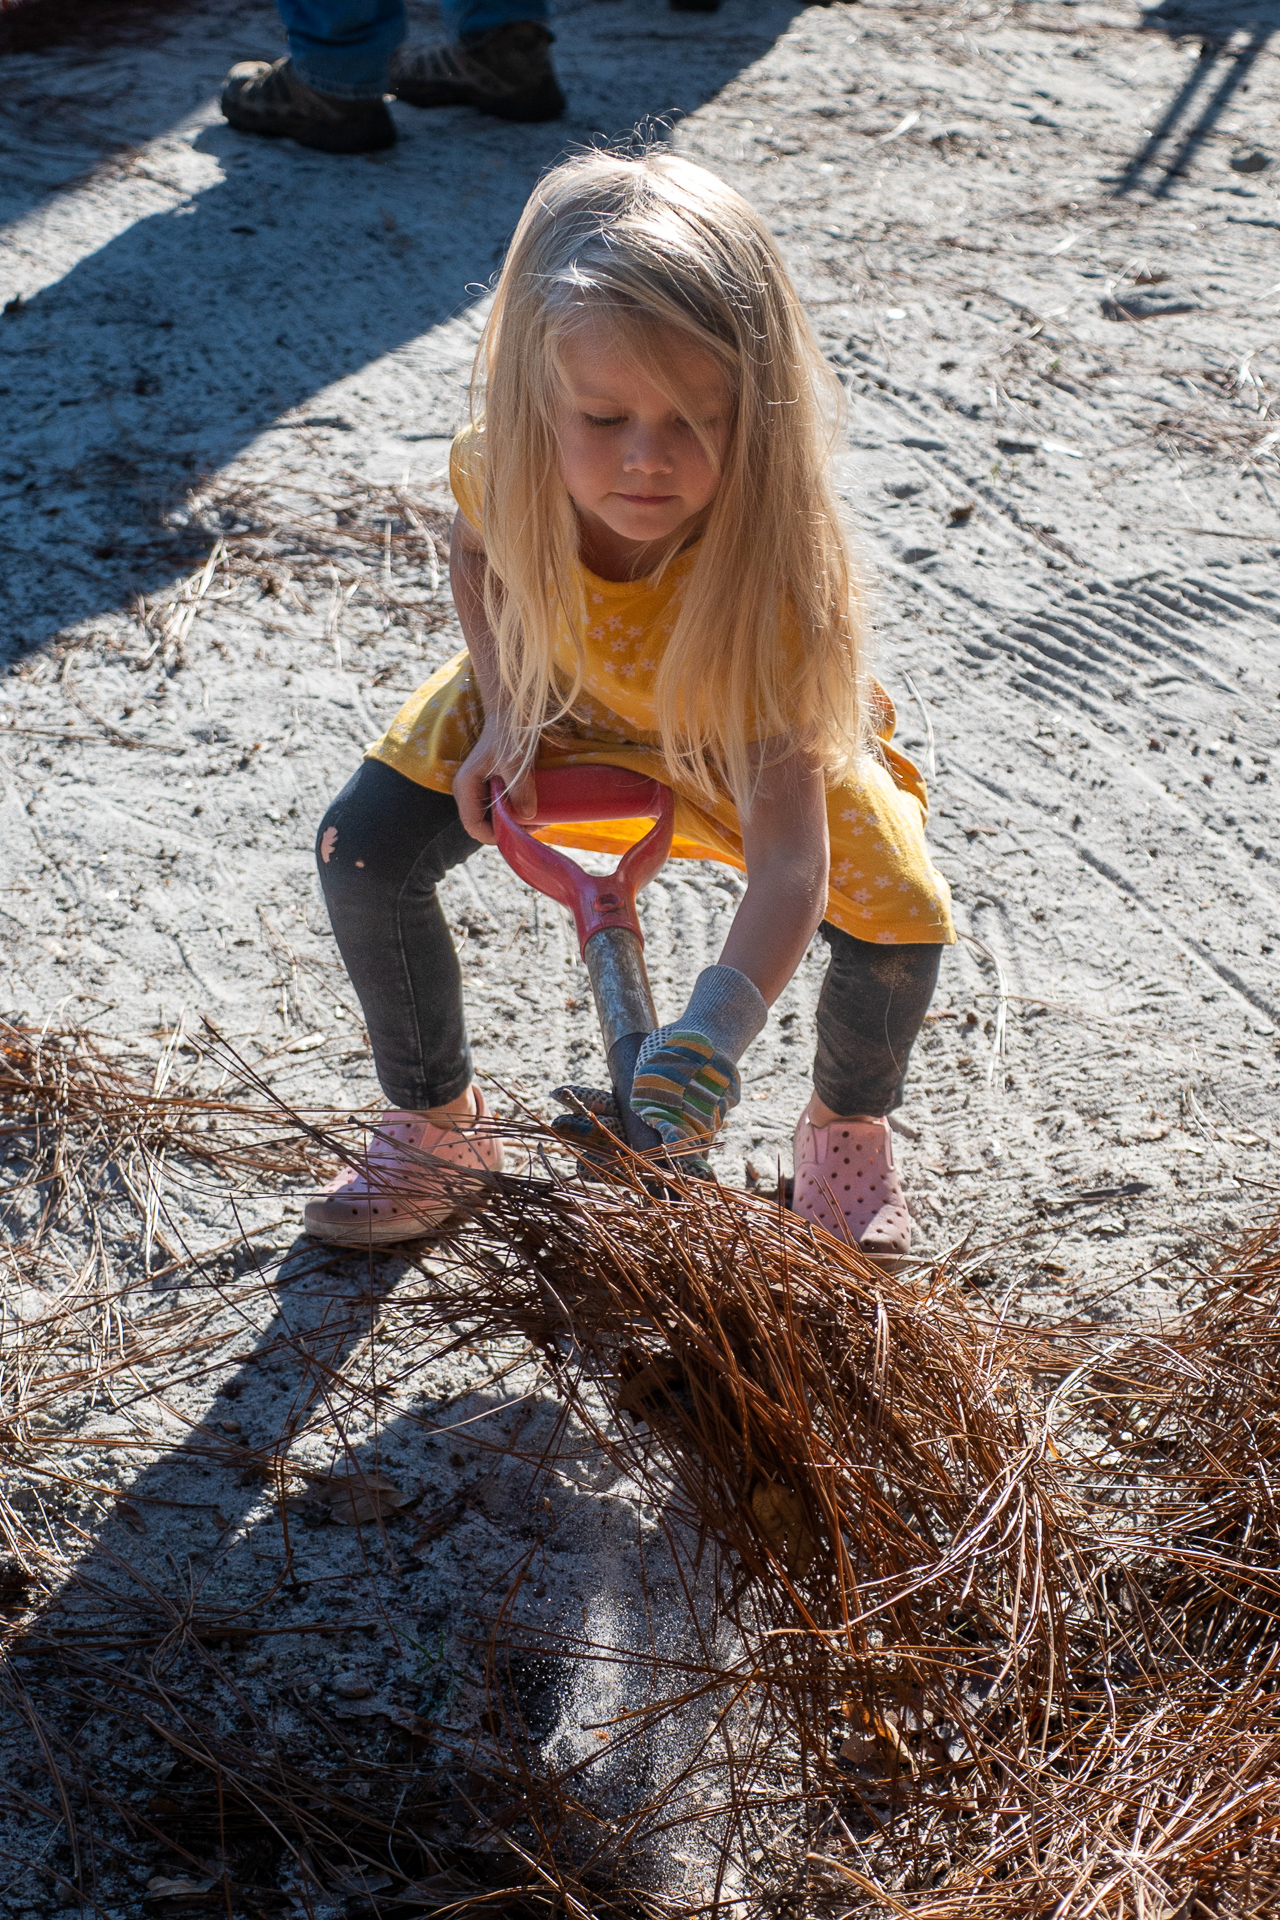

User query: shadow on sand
[2,0,809,660]
[0,1216,722,1909]
[1111,0,1277,197]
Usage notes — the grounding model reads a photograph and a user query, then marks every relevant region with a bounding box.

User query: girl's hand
[632,1028,742,1149]
[453,715,537,846]
[631,965,767,1150]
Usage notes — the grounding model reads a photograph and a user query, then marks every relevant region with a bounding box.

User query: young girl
[307,150,953,1256]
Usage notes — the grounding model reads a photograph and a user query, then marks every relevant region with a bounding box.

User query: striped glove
[632,966,768,1150]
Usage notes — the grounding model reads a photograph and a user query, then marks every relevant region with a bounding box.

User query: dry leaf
[331,1867,394,1894]
[114,1499,147,1535]
[841,1699,917,1774]
[302,1469,409,1526]
[749,1477,816,1578]
[617,1357,688,1422]
[333,1699,432,1736]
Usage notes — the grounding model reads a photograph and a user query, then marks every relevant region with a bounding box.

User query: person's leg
[811,927,941,1120]
[792,928,942,1260]
[306,760,504,1244]
[316,757,480,1112]
[441,0,548,36]
[275,0,406,97]
[390,0,563,123]
[221,0,402,153]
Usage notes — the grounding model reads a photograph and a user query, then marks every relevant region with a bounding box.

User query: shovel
[490,765,675,1157]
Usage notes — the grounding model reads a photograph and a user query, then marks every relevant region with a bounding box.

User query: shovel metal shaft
[489,767,674,1160]
[583,924,662,1154]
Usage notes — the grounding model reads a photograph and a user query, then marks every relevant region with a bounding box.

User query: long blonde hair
[473,148,865,813]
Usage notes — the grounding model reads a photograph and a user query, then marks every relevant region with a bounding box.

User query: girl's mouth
[616,492,677,506]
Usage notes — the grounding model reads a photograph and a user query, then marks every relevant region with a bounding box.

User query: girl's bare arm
[717,745,830,1006]
[449,508,537,844]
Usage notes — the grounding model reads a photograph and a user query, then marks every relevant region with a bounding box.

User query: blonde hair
[472,147,865,813]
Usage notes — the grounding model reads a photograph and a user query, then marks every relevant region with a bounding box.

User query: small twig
[902,670,937,779]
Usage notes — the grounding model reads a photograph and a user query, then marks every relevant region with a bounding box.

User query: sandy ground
[1,0,1279,1909]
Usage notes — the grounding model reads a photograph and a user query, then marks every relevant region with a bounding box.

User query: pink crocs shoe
[790,1105,912,1266]
[303,1089,504,1246]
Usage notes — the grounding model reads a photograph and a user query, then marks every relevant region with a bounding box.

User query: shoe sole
[221,103,397,154]
[794,1223,915,1273]
[392,81,565,123]
[784,1181,913,1269]
[303,1199,451,1245]
[304,1128,505,1245]
[857,1250,915,1274]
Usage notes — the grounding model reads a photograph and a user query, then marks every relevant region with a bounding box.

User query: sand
[1,0,1278,1907]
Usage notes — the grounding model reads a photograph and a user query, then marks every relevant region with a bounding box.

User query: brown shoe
[221,57,396,154]
[388,22,565,124]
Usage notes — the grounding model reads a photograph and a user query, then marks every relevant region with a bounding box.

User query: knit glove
[631,966,768,1149]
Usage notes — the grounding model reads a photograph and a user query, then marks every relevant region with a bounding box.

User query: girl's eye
[585,413,625,427]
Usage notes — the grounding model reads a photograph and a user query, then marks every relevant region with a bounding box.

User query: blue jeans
[278,0,550,97]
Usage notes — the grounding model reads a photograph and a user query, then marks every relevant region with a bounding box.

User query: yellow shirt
[368,429,953,946]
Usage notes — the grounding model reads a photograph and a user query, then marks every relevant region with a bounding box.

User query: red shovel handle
[490,766,674,956]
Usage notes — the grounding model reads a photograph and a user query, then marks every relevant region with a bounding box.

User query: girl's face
[553,316,732,576]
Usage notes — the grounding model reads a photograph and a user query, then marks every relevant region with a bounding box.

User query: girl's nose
[622,426,674,474]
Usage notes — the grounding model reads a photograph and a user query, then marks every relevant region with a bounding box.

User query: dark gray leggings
[317,758,940,1116]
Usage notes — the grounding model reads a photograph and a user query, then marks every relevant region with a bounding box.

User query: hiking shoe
[389,22,565,123]
[221,58,396,154]
[303,1089,504,1246]
[790,1107,912,1267]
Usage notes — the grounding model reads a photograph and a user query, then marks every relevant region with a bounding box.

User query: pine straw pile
[3,1019,1280,1918]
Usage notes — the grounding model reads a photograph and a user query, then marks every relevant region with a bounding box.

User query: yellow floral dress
[368,430,954,947]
